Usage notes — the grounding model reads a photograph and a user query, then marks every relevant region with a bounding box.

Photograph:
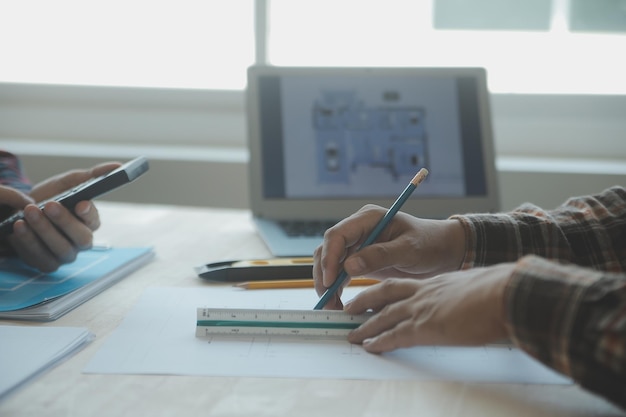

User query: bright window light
[268,0,626,94]
[1,0,624,94]
[0,0,254,90]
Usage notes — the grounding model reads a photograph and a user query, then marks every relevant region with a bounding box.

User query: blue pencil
[314,168,429,310]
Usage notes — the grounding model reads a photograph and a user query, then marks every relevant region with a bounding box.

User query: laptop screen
[247,66,499,220]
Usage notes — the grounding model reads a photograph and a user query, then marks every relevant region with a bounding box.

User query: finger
[360,319,425,353]
[347,295,414,344]
[89,162,122,177]
[0,186,34,210]
[344,278,415,314]
[30,162,120,201]
[43,202,93,251]
[343,234,415,278]
[313,245,349,299]
[314,243,347,309]
[30,170,89,201]
[319,226,356,288]
[9,219,62,272]
[312,244,326,296]
[74,200,101,231]
[324,293,344,311]
[319,206,385,288]
[22,204,78,263]
[314,275,346,311]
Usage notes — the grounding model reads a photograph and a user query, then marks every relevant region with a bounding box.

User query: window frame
[1,0,625,163]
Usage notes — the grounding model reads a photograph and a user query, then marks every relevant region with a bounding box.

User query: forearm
[504,255,626,409]
[453,186,626,272]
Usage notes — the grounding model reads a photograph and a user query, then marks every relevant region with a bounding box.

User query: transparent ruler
[196,308,374,338]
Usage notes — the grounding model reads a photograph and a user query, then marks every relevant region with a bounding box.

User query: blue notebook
[0,246,154,321]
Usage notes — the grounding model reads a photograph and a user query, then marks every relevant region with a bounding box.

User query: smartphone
[0,156,149,237]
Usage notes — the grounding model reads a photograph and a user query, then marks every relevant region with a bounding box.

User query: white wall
[10,152,624,213]
[1,83,625,213]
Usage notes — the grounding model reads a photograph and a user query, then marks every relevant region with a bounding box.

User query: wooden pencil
[235,277,379,290]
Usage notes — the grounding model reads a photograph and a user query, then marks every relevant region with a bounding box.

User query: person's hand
[313,204,467,309]
[27,162,120,202]
[2,162,120,272]
[344,263,513,352]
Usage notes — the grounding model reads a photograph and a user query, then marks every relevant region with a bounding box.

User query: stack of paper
[0,246,154,321]
[0,325,93,401]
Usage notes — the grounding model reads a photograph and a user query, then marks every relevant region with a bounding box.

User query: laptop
[246,66,500,257]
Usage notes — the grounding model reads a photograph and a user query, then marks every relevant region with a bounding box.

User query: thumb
[0,186,35,211]
[89,162,122,178]
[29,162,120,201]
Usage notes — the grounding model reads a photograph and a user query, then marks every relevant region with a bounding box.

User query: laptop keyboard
[278,220,338,237]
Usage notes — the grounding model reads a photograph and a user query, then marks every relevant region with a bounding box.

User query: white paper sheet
[84,287,571,384]
[0,326,94,400]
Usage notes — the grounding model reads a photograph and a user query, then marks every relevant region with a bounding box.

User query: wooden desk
[0,202,623,416]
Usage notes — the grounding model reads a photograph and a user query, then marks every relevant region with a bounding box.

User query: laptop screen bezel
[246,66,500,220]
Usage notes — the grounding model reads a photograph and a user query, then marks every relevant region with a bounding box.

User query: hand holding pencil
[313,167,468,310]
[313,169,430,310]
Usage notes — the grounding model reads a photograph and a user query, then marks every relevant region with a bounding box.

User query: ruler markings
[196,308,373,338]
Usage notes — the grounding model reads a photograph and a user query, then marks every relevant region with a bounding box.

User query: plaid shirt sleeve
[453,186,626,272]
[0,150,32,194]
[0,151,32,255]
[452,186,626,409]
[504,255,626,410]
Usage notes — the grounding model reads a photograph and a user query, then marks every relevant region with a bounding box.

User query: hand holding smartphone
[0,156,149,237]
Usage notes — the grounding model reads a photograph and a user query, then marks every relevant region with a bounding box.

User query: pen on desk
[235,277,380,290]
[313,168,429,310]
